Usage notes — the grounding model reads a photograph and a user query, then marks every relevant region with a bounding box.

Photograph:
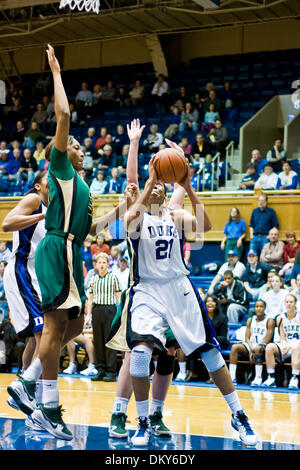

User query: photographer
[216,270,249,323]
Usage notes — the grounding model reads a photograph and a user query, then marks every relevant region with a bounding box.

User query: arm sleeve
[49,146,75,180]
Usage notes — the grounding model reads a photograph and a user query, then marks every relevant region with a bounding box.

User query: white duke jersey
[249,316,270,344]
[280,312,300,344]
[129,208,189,281]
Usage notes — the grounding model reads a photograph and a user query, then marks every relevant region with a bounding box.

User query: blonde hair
[96,252,109,263]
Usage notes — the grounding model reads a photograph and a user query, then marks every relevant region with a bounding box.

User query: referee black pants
[92,304,117,374]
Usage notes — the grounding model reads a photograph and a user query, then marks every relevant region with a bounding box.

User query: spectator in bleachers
[250,149,268,175]
[178,102,199,134]
[91,83,102,114]
[11,120,26,144]
[6,148,21,182]
[219,81,236,107]
[262,294,300,389]
[83,136,98,163]
[151,74,170,113]
[179,136,192,157]
[76,81,93,123]
[91,233,111,257]
[205,294,229,350]
[191,133,212,164]
[0,241,11,263]
[291,272,300,309]
[203,89,223,116]
[208,119,229,158]
[108,246,121,271]
[279,231,300,279]
[200,81,215,104]
[260,227,284,271]
[249,193,279,255]
[69,102,78,128]
[0,311,26,373]
[31,103,48,130]
[46,94,55,121]
[207,249,246,295]
[101,80,117,106]
[82,140,95,182]
[23,121,47,150]
[117,144,129,175]
[115,86,130,108]
[254,163,278,190]
[261,274,287,318]
[6,97,25,123]
[164,106,181,139]
[86,127,97,147]
[289,249,300,290]
[258,268,278,299]
[95,127,108,150]
[143,124,163,153]
[202,103,220,130]
[129,79,145,106]
[114,256,129,292]
[276,161,298,190]
[90,170,108,195]
[266,138,287,173]
[97,144,117,175]
[174,86,189,107]
[0,152,9,178]
[238,163,259,190]
[33,141,46,163]
[113,125,128,156]
[107,167,122,194]
[242,249,270,301]
[81,235,93,273]
[229,299,275,386]
[216,270,249,323]
[189,165,199,191]
[16,148,37,185]
[0,141,9,156]
[220,207,246,260]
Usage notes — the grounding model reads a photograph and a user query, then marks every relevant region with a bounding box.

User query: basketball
[154,148,187,184]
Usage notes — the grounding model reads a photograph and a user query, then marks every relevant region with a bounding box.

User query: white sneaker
[174,371,187,382]
[62,363,77,375]
[31,404,73,441]
[250,377,263,387]
[131,417,152,446]
[262,376,276,388]
[25,415,43,431]
[80,363,98,376]
[231,410,257,446]
[7,396,21,411]
[288,375,299,389]
[7,377,36,415]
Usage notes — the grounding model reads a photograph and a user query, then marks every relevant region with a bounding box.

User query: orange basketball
[154,148,187,184]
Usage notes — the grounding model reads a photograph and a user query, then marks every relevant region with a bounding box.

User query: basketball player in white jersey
[124,157,257,447]
[229,300,275,386]
[262,293,300,389]
[107,119,186,439]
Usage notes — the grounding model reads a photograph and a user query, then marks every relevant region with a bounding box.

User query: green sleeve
[49,145,75,180]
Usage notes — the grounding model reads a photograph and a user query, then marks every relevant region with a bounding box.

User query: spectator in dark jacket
[205,295,229,350]
[216,270,249,323]
[249,193,279,255]
[242,249,270,301]
[16,148,37,184]
[0,312,26,373]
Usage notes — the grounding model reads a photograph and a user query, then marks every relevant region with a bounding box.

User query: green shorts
[35,231,85,319]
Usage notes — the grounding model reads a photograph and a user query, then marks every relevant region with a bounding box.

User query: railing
[225,140,235,187]
[211,151,220,191]
[196,164,206,191]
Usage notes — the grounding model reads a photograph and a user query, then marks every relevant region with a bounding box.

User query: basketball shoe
[288,375,299,389]
[250,377,263,387]
[262,375,276,387]
[31,404,73,441]
[149,411,171,436]
[109,413,128,438]
[62,362,77,375]
[131,417,152,446]
[7,376,36,415]
[231,410,257,446]
[80,363,98,376]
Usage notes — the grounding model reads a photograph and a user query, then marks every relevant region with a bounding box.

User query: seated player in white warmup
[124,154,258,447]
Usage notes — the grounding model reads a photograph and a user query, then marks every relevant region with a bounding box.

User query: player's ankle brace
[130,345,152,378]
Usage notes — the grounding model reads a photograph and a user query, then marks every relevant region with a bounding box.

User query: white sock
[178,362,186,375]
[42,379,59,408]
[136,399,149,418]
[22,357,42,382]
[150,398,164,416]
[292,369,300,376]
[255,364,263,379]
[229,363,237,380]
[113,397,129,414]
[35,379,43,405]
[267,369,275,376]
[223,391,242,414]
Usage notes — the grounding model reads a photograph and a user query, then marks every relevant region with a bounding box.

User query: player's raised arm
[126,118,145,186]
[46,44,70,153]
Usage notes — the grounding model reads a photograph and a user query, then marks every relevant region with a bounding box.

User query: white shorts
[130,275,219,356]
[4,257,44,339]
[275,342,293,363]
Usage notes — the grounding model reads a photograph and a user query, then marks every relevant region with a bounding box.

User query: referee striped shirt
[89,272,121,305]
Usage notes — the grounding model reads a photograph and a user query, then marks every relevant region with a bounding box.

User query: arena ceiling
[0,0,299,52]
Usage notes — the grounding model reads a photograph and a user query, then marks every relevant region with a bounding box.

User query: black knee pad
[156,353,175,376]
[253,344,266,363]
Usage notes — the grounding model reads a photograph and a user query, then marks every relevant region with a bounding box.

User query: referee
[86,252,121,382]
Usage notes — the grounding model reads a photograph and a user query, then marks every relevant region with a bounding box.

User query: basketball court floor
[1,371,300,451]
